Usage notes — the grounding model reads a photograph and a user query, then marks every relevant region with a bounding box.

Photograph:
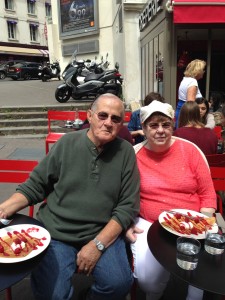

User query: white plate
[158,209,218,239]
[0,224,51,263]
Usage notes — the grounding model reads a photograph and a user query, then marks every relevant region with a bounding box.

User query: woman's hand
[125,225,143,243]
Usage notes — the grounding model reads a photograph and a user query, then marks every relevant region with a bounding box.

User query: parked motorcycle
[61,52,109,84]
[55,60,123,103]
[39,61,61,82]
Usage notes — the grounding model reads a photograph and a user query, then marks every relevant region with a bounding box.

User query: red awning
[172,0,225,24]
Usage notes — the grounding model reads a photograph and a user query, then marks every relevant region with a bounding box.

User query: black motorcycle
[39,61,61,82]
[61,53,109,84]
[55,61,123,103]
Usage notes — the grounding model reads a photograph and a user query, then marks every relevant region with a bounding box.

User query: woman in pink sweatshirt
[127,100,216,300]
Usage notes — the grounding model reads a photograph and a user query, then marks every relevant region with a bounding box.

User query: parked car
[7,62,42,80]
[0,60,26,80]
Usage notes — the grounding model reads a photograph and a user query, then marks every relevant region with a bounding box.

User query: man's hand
[0,207,9,219]
[126,225,143,243]
[76,241,102,276]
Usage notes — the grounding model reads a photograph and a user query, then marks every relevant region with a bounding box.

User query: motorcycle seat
[84,73,104,82]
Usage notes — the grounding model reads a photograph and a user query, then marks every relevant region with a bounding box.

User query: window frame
[5,0,13,10]
[29,24,38,41]
[45,3,51,17]
[27,0,36,14]
[7,21,16,39]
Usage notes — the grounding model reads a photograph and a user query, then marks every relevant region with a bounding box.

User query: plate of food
[158,209,218,239]
[0,224,51,263]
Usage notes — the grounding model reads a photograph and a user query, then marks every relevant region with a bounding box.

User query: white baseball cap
[140,100,174,123]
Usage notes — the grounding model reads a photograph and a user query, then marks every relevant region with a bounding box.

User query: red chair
[45,110,76,154]
[124,111,132,122]
[210,166,225,215]
[213,126,222,139]
[78,110,88,121]
[206,153,225,167]
[0,159,39,300]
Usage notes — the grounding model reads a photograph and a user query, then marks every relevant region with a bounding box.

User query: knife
[215,213,225,233]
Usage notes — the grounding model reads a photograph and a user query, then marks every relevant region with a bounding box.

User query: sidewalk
[0,136,45,160]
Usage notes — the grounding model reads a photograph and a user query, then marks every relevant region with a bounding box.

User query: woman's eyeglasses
[147,122,172,130]
[92,110,122,124]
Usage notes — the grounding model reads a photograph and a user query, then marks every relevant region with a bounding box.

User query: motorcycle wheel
[55,87,72,103]
[0,72,6,80]
[117,85,123,98]
[105,86,122,98]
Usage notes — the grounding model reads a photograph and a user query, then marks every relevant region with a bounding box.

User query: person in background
[175,59,206,128]
[195,97,215,129]
[209,91,225,126]
[128,92,165,144]
[174,101,218,155]
[221,104,225,127]
[126,100,216,300]
[210,91,225,113]
[0,93,140,300]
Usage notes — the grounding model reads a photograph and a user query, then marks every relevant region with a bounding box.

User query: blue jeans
[31,237,133,300]
[175,100,185,129]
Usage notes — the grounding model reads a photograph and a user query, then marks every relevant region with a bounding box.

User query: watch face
[98,244,104,251]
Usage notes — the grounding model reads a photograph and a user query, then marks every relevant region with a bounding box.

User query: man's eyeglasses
[92,110,122,124]
[147,122,172,130]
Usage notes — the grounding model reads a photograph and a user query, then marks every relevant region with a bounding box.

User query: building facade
[0,0,51,63]
[139,0,225,109]
[47,0,146,105]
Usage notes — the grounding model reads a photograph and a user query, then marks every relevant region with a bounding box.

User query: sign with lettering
[58,0,99,39]
[139,0,163,31]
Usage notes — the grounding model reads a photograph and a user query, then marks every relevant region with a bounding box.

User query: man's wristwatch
[93,238,105,252]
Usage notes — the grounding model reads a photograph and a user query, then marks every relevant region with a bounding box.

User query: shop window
[119,6,123,33]
[149,40,153,93]
[30,24,38,41]
[158,32,164,95]
[141,31,164,98]
[45,2,51,17]
[7,20,17,39]
[210,30,225,96]
[5,0,13,10]
[27,0,36,14]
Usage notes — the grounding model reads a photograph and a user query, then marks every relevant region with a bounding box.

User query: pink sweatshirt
[135,138,217,223]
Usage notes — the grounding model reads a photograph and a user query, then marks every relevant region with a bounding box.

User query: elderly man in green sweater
[0,93,140,300]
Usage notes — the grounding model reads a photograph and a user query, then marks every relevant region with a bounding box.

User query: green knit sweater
[17,130,140,245]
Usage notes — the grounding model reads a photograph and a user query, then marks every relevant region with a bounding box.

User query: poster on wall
[58,0,99,39]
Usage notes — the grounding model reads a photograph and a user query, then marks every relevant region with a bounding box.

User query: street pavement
[0,77,92,108]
